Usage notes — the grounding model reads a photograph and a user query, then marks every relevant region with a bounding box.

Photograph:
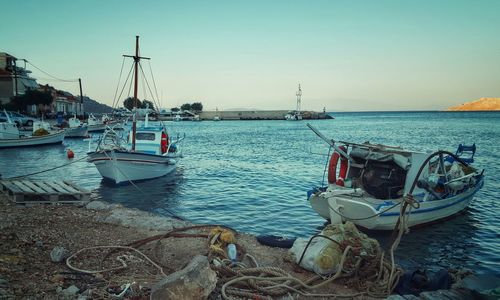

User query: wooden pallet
[0,179,90,205]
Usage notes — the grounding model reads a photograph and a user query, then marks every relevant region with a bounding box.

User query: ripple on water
[0,111,499,274]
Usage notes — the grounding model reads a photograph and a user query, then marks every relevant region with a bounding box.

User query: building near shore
[0,52,38,105]
[0,52,85,116]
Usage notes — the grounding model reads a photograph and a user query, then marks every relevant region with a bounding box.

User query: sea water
[0,111,498,274]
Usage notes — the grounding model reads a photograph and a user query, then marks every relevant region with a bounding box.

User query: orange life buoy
[161,132,169,154]
[328,146,348,186]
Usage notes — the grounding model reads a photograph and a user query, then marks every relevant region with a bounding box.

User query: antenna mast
[296,84,302,117]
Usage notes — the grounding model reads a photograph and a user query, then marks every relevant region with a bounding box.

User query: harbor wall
[198,110,332,120]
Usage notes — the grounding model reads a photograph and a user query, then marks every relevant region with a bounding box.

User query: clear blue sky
[2,0,499,111]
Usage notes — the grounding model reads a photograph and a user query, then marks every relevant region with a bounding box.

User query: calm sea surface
[1,111,499,274]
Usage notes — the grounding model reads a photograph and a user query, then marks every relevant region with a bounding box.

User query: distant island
[447,97,500,111]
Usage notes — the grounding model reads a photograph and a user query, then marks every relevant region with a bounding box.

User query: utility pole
[78,78,84,117]
[12,57,18,97]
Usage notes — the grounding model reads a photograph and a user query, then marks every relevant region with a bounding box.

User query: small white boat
[0,113,64,148]
[87,36,183,184]
[64,115,89,138]
[173,114,182,122]
[285,111,302,121]
[307,124,484,230]
[86,114,107,132]
[87,113,121,132]
[87,122,182,184]
[213,107,221,121]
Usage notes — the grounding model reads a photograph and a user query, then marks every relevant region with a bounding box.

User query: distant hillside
[447,98,500,111]
[82,96,113,114]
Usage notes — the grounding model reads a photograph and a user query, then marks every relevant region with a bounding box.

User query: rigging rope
[5,156,88,180]
[147,61,161,105]
[111,57,127,109]
[141,64,147,101]
[138,62,161,111]
[117,63,135,108]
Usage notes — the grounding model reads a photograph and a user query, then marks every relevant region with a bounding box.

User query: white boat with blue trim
[87,117,182,184]
[307,124,484,230]
[87,36,183,184]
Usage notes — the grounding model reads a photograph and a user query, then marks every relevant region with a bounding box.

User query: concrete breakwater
[199,110,332,120]
[198,110,332,120]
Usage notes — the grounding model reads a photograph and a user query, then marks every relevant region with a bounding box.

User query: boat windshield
[136,132,156,141]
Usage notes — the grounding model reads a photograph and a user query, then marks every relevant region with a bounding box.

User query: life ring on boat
[328,146,348,186]
[161,132,169,154]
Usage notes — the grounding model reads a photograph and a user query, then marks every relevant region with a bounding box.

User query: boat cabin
[128,125,170,156]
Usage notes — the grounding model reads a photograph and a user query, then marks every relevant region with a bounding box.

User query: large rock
[150,255,217,300]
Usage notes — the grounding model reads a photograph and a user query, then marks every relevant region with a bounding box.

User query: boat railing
[163,133,185,156]
[86,125,127,153]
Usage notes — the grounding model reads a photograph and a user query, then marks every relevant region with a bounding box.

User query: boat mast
[123,35,150,151]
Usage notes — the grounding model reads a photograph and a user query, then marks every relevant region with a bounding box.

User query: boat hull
[87,150,178,184]
[309,178,484,230]
[65,126,89,138]
[0,131,65,148]
[87,124,107,133]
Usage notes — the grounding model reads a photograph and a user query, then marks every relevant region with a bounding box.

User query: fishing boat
[87,36,183,184]
[86,114,108,132]
[172,114,181,122]
[307,124,484,230]
[63,115,89,138]
[0,112,65,148]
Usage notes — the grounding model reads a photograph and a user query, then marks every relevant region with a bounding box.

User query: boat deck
[0,179,91,205]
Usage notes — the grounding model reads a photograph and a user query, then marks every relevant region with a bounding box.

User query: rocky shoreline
[1,195,498,299]
[0,195,358,299]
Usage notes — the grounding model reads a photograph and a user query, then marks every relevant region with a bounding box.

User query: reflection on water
[369,210,481,272]
[0,111,499,274]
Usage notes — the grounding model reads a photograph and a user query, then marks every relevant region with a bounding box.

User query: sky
[1,0,500,111]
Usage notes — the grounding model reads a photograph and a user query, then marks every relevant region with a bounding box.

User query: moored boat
[307,124,484,230]
[0,113,64,148]
[87,120,182,184]
[87,36,183,184]
[64,115,89,138]
[86,114,107,132]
